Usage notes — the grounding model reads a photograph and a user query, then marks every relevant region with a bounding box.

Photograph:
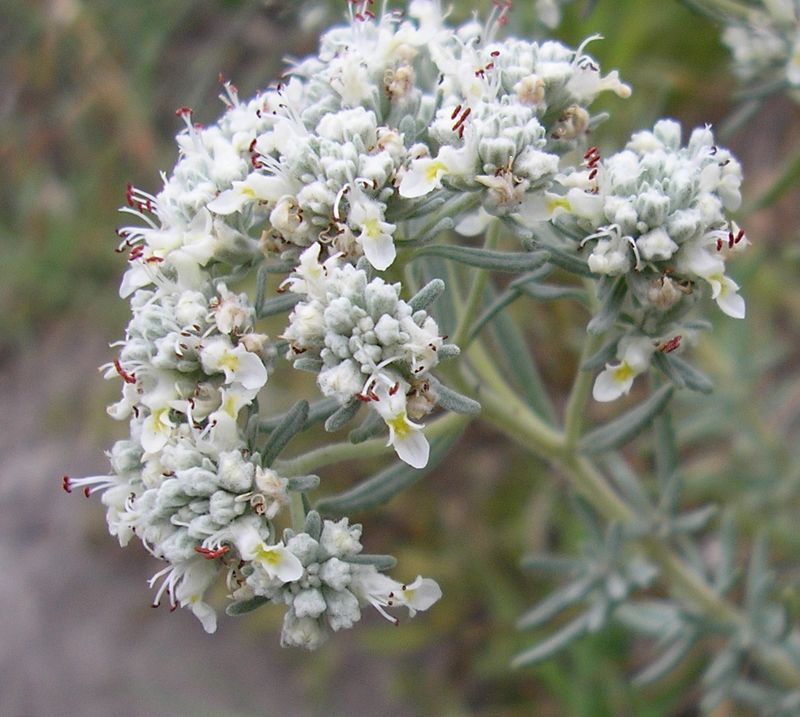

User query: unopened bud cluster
[721,1,800,98]
[547,120,746,401]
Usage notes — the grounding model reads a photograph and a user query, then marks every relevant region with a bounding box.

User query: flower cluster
[225,516,441,649]
[283,243,452,468]
[65,0,687,643]
[546,119,746,401]
[720,1,800,98]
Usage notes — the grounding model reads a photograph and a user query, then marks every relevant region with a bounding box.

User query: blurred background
[2,0,800,715]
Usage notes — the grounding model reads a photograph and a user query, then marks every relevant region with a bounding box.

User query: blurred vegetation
[4,0,800,715]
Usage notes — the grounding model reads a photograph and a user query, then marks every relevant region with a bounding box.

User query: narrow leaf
[255,263,268,316]
[261,259,296,274]
[671,505,718,534]
[586,276,626,335]
[600,453,653,513]
[348,409,385,444]
[315,429,463,515]
[343,554,398,571]
[324,399,361,432]
[579,385,674,454]
[516,281,587,303]
[258,292,301,318]
[408,278,446,311]
[413,244,549,272]
[653,400,678,486]
[634,633,698,687]
[517,576,597,630]
[580,338,618,372]
[304,510,322,541]
[259,397,339,433]
[520,554,582,576]
[489,290,558,424]
[287,475,320,492]
[715,512,738,594]
[467,287,523,343]
[512,613,590,668]
[654,352,714,393]
[225,596,270,616]
[261,400,309,467]
[293,357,323,373]
[540,245,593,277]
[431,379,481,415]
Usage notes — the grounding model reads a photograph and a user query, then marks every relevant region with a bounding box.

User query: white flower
[399,145,474,198]
[207,172,292,215]
[371,375,430,469]
[348,197,397,270]
[200,337,268,390]
[350,565,442,624]
[677,239,746,319]
[593,336,655,403]
[229,521,304,583]
[149,559,219,634]
[282,242,340,301]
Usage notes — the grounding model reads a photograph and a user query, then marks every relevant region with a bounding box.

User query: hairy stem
[564,332,604,449]
[460,327,800,687]
[452,220,501,348]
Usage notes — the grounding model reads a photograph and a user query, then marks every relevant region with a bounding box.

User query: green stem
[460,338,800,688]
[452,220,501,348]
[746,151,800,213]
[681,0,755,20]
[564,332,604,450]
[289,492,306,532]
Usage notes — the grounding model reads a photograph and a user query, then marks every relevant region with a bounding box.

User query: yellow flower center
[387,412,412,440]
[219,352,240,372]
[613,362,636,383]
[363,218,382,239]
[547,196,572,214]
[425,161,448,184]
[255,545,282,567]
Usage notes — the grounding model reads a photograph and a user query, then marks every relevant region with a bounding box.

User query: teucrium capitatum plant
[63,1,800,713]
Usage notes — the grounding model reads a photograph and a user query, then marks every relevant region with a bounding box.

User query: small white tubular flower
[348,197,396,270]
[174,559,219,634]
[141,406,175,454]
[281,242,339,300]
[212,283,254,335]
[207,172,292,215]
[677,239,746,319]
[200,337,268,390]
[399,145,474,198]
[229,521,304,583]
[148,558,219,633]
[593,336,655,402]
[350,565,442,624]
[392,575,443,616]
[371,375,430,469]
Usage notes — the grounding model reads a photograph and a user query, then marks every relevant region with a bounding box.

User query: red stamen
[451,104,462,120]
[114,359,137,384]
[194,545,230,560]
[62,475,72,493]
[175,106,193,118]
[658,336,682,353]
